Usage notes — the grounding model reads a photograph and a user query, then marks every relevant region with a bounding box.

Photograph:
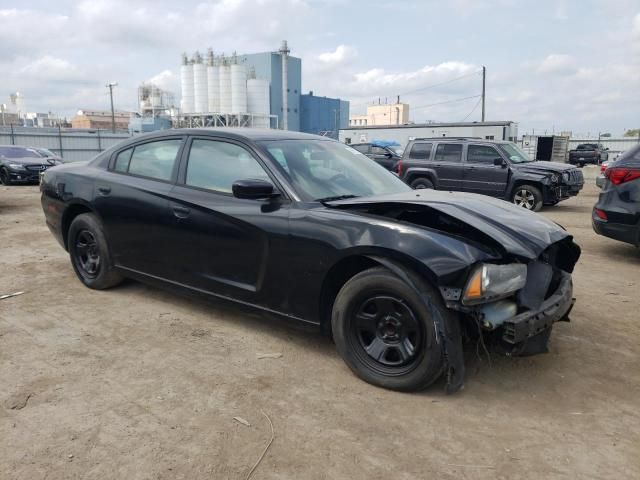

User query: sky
[1,0,639,136]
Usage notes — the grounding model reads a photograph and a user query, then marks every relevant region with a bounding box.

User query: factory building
[300,92,349,139]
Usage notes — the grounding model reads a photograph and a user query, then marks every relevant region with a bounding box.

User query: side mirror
[232,179,279,200]
[494,158,506,167]
[384,152,393,158]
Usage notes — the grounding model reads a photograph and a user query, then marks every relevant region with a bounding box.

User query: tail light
[605,167,640,185]
[395,160,403,175]
[593,208,608,221]
[600,163,607,173]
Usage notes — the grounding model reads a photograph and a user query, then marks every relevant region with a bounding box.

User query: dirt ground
[1,166,639,480]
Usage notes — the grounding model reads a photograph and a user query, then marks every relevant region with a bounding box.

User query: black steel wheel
[332,267,449,391]
[68,213,123,289]
[410,177,434,189]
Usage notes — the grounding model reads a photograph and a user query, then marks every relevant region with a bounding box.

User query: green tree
[624,129,640,137]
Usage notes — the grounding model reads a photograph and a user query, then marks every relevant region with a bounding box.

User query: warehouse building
[339,121,519,148]
[71,110,131,131]
[299,92,349,139]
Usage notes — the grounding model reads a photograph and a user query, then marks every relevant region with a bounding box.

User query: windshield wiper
[316,194,360,203]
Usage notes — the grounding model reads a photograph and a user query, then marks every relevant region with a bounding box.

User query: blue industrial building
[239,52,302,131]
[300,92,349,139]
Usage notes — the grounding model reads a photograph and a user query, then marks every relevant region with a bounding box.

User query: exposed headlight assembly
[9,163,26,170]
[550,173,559,183]
[462,263,527,305]
[562,172,570,182]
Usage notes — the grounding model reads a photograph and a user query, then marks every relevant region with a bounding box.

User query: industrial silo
[218,56,232,114]
[180,54,194,114]
[247,78,270,128]
[207,49,219,113]
[193,52,208,113]
[231,62,247,113]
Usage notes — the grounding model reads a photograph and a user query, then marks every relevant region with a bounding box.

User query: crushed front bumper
[502,272,574,344]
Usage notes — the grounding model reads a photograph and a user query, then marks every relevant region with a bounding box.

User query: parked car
[349,141,403,171]
[34,147,64,163]
[0,145,63,185]
[396,138,584,211]
[568,143,609,167]
[40,129,581,393]
[595,160,611,189]
[592,145,640,246]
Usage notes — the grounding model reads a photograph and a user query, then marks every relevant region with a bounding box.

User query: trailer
[339,121,518,149]
[520,135,569,163]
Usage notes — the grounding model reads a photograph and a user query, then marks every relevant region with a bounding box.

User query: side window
[370,146,387,155]
[467,145,501,165]
[114,148,133,172]
[352,145,369,154]
[408,143,432,160]
[186,139,270,193]
[434,144,463,163]
[127,139,182,181]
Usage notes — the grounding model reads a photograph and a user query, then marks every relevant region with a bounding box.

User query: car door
[462,144,510,196]
[92,136,185,277]
[166,136,291,308]
[370,146,395,170]
[432,143,464,190]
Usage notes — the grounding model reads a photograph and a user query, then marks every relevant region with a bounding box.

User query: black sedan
[0,145,63,184]
[593,145,640,246]
[40,129,580,392]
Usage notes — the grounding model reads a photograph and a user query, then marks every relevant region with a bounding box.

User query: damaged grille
[565,169,584,185]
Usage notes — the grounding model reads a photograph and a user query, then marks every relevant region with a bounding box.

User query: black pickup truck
[397,138,584,211]
[568,143,609,167]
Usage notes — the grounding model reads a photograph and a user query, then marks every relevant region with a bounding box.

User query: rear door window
[434,144,463,162]
[408,143,432,160]
[124,139,182,181]
[352,145,370,154]
[114,148,133,172]
[467,145,500,165]
[370,146,387,155]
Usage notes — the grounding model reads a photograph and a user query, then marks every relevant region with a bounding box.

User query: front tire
[332,267,446,391]
[68,213,123,289]
[410,177,434,189]
[0,168,12,185]
[511,184,543,212]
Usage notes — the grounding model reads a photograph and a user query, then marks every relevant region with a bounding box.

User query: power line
[461,96,483,122]
[349,69,483,109]
[411,94,482,111]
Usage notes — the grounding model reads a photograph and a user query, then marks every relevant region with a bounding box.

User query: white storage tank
[180,54,194,114]
[218,61,232,114]
[207,50,219,113]
[193,52,208,113]
[230,63,247,113]
[247,78,270,128]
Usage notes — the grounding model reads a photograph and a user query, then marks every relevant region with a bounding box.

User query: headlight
[462,263,527,305]
[562,172,569,182]
[8,163,26,170]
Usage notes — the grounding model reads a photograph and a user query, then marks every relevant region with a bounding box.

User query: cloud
[318,45,357,64]
[147,70,179,93]
[537,54,577,75]
[19,56,87,83]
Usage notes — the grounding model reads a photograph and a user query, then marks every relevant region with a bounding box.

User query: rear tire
[68,213,123,290]
[331,267,446,391]
[511,184,543,212]
[410,177,434,189]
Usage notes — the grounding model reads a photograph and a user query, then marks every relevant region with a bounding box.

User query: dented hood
[327,190,572,260]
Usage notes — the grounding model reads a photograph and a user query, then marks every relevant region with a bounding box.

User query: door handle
[97,186,111,195]
[172,206,190,219]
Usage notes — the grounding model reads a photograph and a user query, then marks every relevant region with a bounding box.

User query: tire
[68,213,123,289]
[511,184,543,212]
[0,168,12,186]
[331,267,447,391]
[410,177,434,189]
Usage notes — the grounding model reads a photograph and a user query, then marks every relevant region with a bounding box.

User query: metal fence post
[10,124,15,145]
[58,124,64,159]
[97,129,102,151]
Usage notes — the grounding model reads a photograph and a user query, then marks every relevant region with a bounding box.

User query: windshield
[36,148,56,157]
[498,143,533,163]
[260,139,411,201]
[0,146,40,159]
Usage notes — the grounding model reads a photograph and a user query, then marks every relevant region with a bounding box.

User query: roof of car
[130,128,332,142]
[408,137,512,144]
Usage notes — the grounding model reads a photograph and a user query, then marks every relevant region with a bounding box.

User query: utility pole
[481,65,486,122]
[106,82,118,133]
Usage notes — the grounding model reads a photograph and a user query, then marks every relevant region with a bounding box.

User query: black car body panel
[399,138,584,205]
[40,128,581,391]
[592,145,640,246]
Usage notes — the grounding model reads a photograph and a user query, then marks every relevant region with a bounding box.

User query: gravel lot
[1,166,639,479]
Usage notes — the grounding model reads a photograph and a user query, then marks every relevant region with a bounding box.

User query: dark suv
[350,142,403,171]
[592,145,640,246]
[397,138,584,211]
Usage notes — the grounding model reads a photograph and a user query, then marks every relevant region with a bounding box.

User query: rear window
[408,143,432,160]
[434,144,462,163]
[351,145,369,154]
